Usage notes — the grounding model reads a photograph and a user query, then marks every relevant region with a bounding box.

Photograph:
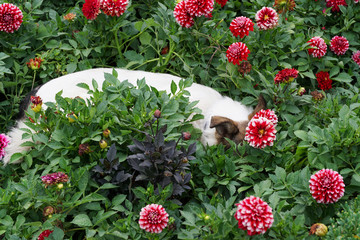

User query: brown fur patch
[248,94,266,120]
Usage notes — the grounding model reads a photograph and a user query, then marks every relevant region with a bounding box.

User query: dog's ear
[210,116,239,139]
[248,94,267,120]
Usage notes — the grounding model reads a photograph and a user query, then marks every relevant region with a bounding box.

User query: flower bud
[309,223,328,237]
[182,132,191,141]
[154,109,161,118]
[103,129,111,138]
[204,215,210,221]
[67,112,78,123]
[297,87,306,96]
[161,46,169,55]
[78,143,91,156]
[43,206,55,217]
[26,57,43,70]
[99,139,108,149]
[310,90,325,101]
[57,183,64,190]
[30,96,43,113]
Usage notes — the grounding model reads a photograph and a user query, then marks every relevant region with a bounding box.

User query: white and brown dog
[3,68,265,165]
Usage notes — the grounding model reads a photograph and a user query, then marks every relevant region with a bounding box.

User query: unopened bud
[67,112,78,123]
[154,109,161,118]
[298,87,306,96]
[103,129,110,138]
[57,183,64,190]
[309,223,328,237]
[99,139,108,149]
[182,132,191,141]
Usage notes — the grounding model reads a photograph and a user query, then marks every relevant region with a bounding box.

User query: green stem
[31,71,37,90]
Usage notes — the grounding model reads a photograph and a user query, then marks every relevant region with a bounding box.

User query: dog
[2,68,265,165]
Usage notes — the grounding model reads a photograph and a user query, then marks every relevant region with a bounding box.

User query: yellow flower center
[258,129,265,135]
[264,15,269,20]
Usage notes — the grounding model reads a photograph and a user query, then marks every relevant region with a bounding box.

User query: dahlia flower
[226,42,250,65]
[239,61,252,76]
[297,87,306,96]
[0,134,10,159]
[352,51,360,67]
[100,0,128,17]
[229,16,254,38]
[309,169,345,204]
[139,204,169,233]
[0,3,23,33]
[215,0,228,7]
[316,71,332,90]
[355,0,359,3]
[252,109,278,126]
[255,7,279,30]
[185,0,214,17]
[41,172,69,188]
[234,196,274,236]
[273,0,296,13]
[27,57,43,70]
[78,143,91,156]
[307,37,327,58]
[310,90,325,101]
[82,0,101,20]
[38,230,53,240]
[63,13,76,21]
[245,117,277,149]
[326,0,347,12]
[330,36,349,55]
[174,1,195,28]
[274,68,299,84]
[30,96,43,113]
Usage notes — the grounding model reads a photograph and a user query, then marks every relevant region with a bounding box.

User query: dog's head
[209,95,266,147]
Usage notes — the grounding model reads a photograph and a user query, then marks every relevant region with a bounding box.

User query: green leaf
[333,72,353,82]
[294,130,308,141]
[180,211,196,226]
[94,211,117,225]
[275,166,286,181]
[139,32,152,45]
[66,62,77,73]
[171,81,177,95]
[71,214,93,227]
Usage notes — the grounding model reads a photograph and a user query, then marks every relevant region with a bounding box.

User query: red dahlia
[82,0,101,20]
[255,7,279,30]
[252,109,278,126]
[174,1,195,28]
[234,196,274,236]
[27,57,43,70]
[215,0,228,7]
[274,68,299,84]
[316,71,332,90]
[330,36,349,55]
[309,169,345,204]
[326,0,347,12]
[226,42,250,65]
[37,230,53,240]
[229,16,254,38]
[307,37,327,58]
[185,0,214,17]
[100,0,128,17]
[139,204,169,233]
[0,3,23,33]
[245,117,277,149]
[352,51,360,67]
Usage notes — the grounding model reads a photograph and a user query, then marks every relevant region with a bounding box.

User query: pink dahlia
[352,51,360,67]
[100,0,128,17]
[252,109,278,126]
[309,169,345,204]
[316,71,332,91]
[330,36,349,55]
[274,68,299,84]
[215,0,228,7]
[82,0,101,20]
[0,3,23,33]
[307,37,327,58]
[355,0,359,3]
[139,204,169,233]
[234,196,274,236]
[326,0,347,12]
[174,1,195,28]
[41,172,69,188]
[229,16,254,38]
[245,117,277,149]
[255,7,279,30]
[37,230,53,240]
[0,134,10,159]
[185,0,214,17]
[226,42,250,65]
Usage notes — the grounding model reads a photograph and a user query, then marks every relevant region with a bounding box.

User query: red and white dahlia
[100,0,128,17]
[274,68,299,84]
[326,0,347,12]
[316,71,332,91]
[245,117,276,149]
[215,0,228,7]
[252,109,278,126]
[255,7,279,30]
[185,0,214,17]
[226,42,250,65]
[229,16,254,38]
[352,51,360,67]
[307,37,327,58]
[82,0,101,20]
[234,196,274,236]
[0,3,23,33]
[309,169,345,204]
[0,134,10,159]
[139,204,169,233]
[37,230,53,240]
[174,1,195,28]
[330,36,349,55]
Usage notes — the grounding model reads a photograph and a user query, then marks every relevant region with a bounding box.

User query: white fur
[3,68,253,165]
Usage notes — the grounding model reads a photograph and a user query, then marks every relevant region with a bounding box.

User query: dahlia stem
[31,71,37,90]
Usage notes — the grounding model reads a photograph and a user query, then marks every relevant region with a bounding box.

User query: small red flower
[309,169,345,204]
[229,16,254,38]
[0,134,10,159]
[26,57,43,70]
[234,196,274,236]
[78,143,91,156]
[38,230,53,240]
[182,132,191,140]
[139,204,169,233]
[173,1,195,28]
[252,109,278,126]
[326,0,347,12]
[316,71,332,91]
[41,172,69,188]
[226,42,250,65]
[352,51,360,67]
[82,0,101,20]
[100,0,128,17]
[274,68,299,84]
[330,36,349,55]
[245,117,277,149]
[30,96,43,113]
[0,3,23,33]
[255,7,279,30]
[215,0,228,7]
[63,13,76,21]
[307,37,327,58]
[185,0,214,17]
